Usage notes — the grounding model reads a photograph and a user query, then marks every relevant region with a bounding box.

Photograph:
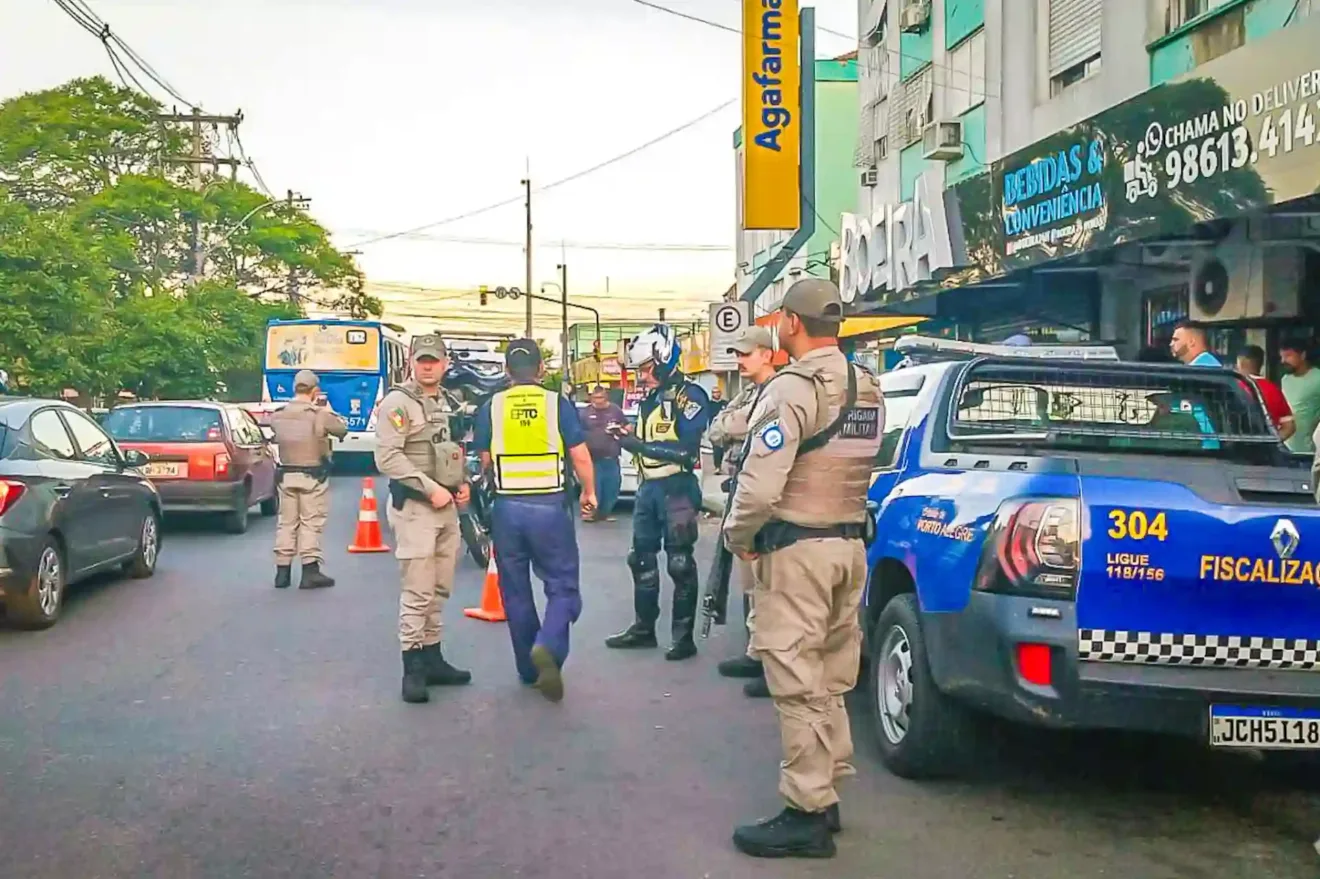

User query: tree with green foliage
[0,76,380,400]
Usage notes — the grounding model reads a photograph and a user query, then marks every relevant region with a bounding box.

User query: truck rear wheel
[868,593,979,779]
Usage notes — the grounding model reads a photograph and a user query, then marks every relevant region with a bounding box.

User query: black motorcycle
[443,355,509,569]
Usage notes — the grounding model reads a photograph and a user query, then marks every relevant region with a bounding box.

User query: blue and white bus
[261,318,408,457]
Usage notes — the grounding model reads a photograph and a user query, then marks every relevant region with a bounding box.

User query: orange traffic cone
[347,478,390,553]
[464,548,506,622]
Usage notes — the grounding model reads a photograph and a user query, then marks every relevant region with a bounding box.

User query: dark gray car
[0,397,162,629]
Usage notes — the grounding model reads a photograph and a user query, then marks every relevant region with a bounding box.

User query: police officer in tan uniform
[722,279,883,859]
[270,369,347,590]
[707,326,777,696]
[374,335,472,704]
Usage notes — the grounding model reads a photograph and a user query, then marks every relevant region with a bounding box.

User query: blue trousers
[593,457,621,518]
[491,496,582,683]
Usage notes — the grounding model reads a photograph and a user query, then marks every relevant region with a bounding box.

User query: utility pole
[285,189,312,305]
[557,262,568,373]
[156,108,244,279]
[521,177,533,337]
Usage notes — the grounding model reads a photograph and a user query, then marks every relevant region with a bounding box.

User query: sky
[3,0,859,342]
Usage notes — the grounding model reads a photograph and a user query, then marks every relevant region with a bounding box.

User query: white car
[618,409,639,498]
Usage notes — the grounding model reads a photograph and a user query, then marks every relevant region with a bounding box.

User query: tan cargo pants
[748,537,867,813]
[386,497,461,650]
[273,472,329,565]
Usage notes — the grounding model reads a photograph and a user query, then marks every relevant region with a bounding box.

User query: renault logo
[1271,518,1300,560]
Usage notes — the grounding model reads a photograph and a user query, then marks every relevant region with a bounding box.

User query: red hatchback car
[103,402,279,533]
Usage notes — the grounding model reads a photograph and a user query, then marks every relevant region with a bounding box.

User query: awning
[839,315,925,338]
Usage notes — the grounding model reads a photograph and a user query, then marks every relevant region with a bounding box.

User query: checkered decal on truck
[1078,630,1320,671]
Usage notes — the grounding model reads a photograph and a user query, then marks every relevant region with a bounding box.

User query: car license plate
[142,462,186,479]
[1209,705,1320,749]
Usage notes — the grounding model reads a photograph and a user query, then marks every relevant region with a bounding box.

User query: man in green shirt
[1280,339,1320,454]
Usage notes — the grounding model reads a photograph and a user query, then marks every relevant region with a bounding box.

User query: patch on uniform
[683,400,703,420]
[757,420,785,451]
[388,407,407,430]
[839,407,880,439]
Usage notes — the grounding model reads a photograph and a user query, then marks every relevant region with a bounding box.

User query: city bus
[261,318,408,458]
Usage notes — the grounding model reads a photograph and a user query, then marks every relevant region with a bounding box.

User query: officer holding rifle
[269,369,346,590]
[375,335,473,704]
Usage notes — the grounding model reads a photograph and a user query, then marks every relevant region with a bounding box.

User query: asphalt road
[1,474,1317,878]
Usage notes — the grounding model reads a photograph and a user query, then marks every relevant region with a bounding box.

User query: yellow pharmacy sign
[741,0,801,231]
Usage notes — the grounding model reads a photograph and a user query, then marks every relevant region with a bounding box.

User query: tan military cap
[728,326,774,354]
[293,369,319,390]
[411,334,448,360]
[782,278,844,323]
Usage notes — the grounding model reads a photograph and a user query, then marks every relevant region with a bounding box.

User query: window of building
[1047,0,1102,95]
[1165,0,1235,32]
[946,28,986,117]
[1050,52,1101,97]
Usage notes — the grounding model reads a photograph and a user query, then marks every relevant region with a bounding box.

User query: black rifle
[699,470,740,638]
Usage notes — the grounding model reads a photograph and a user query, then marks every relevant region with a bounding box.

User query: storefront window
[1143,287,1188,360]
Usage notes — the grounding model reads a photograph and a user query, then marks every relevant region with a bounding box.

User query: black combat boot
[732,806,836,859]
[665,557,699,661]
[605,623,658,649]
[401,648,429,704]
[421,643,472,686]
[273,565,292,589]
[744,678,772,698]
[608,552,661,649]
[298,561,335,590]
[719,655,763,678]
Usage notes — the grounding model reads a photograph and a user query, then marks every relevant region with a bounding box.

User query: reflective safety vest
[489,385,565,494]
[636,400,683,481]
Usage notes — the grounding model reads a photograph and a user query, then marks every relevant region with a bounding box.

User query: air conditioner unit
[899,0,930,33]
[921,120,963,161]
[860,168,879,187]
[1187,228,1303,322]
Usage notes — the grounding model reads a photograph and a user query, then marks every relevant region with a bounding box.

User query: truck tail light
[975,498,1080,600]
[214,453,232,479]
[0,480,27,517]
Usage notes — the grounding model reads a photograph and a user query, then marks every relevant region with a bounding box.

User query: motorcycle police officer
[474,340,597,702]
[604,324,713,661]
[374,334,472,704]
[706,326,777,696]
[721,279,883,859]
[270,369,347,589]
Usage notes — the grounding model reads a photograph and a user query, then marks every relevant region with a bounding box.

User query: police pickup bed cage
[861,335,1320,782]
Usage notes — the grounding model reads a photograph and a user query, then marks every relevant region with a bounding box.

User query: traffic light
[479,285,489,306]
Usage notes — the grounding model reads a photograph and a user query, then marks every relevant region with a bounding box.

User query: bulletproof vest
[270,400,326,468]
[394,382,466,489]
[636,384,686,480]
[775,352,884,528]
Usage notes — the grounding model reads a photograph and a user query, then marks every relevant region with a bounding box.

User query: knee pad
[628,550,659,576]
[667,551,698,583]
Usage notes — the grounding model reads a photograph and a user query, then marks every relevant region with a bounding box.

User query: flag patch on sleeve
[388,408,407,430]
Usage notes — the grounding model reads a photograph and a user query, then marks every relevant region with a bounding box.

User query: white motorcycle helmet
[624,324,682,383]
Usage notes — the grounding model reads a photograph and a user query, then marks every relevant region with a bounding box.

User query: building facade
[842,0,1320,362]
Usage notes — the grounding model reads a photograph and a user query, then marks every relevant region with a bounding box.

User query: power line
[335,231,731,252]
[634,0,997,98]
[345,98,736,248]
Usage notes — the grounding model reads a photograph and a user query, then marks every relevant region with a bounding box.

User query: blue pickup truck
[862,336,1320,779]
